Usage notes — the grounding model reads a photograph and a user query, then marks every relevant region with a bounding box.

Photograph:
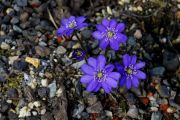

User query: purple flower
[72,48,85,60]
[80,55,120,93]
[115,54,146,89]
[57,16,88,37]
[92,19,127,50]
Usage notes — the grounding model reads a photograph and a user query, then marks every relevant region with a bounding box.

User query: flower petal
[102,19,110,27]
[94,83,101,92]
[105,64,114,72]
[81,64,94,75]
[65,29,74,36]
[96,24,106,32]
[115,63,124,74]
[61,19,68,26]
[102,83,111,93]
[69,16,76,21]
[116,23,125,32]
[80,75,93,83]
[97,55,106,69]
[117,33,127,43]
[88,57,97,69]
[126,78,132,89]
[110,40,119,50]
[109,19,117,28]
[86,80,98,92]
[92,31,103,40]
[57,27,65,36]
[134,62,145,69]
[131,55,137,65]
[99,40,109,49]
[120,76,126,86]
[108,72,120,80]
[134,70,146,79]
[76,16,86,24]
[123,54,131,66]
[75,23,88,30]
[131,77,139,88]
[106,77,118,88]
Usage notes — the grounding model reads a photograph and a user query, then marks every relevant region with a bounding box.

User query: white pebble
[41,79,48,87]
[134,29,142,39]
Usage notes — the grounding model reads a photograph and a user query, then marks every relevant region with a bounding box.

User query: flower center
[76,51,82,56]
[68,20,76,28]
[126,68,133,74]
[97,72,103,78]
[125,65,137,79]
[94,70,106,82]
[107,31,114,38]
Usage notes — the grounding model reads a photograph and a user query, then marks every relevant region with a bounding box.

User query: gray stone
[128,36,136,46]
[13,60,28,71]
[72,104,85,118]
[56,46,67,55]
[48,80,56,98]
[35,46,50,57]
[81,30,92,39]
[163,50,179,71]
[86,101,103,113]
[86,94,98,105]
[151,111,163,120]
[158,85,170,98]
[127,106,139,119]
[13,25,22,33]
[10,17,19,24]
[7,88,18,99]
[1,42,10,50]
[150,66,165,76]
[16,0,27,7]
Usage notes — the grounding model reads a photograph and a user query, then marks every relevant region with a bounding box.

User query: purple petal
[65,29,74,36]
[110,40,119,50]
[108,72,120,80]
[120,76,126,86]
[102,19,110,27]
[94,83,101,92]
[134,62,145,69]
[57,27,65,36]
[76,16,86,24]
[102,83,111,93]
[131,77,139,87]
[86,80,98,92]
[116,23,125,32]
[88,57,97,69]
[115,63,124,74]
[131,55,137,65]
[75,23,88,30]
[99,40,109,49]
[134,70,146,79]
[117,33,127,43]
[96,24,106,32]
[109,19,117,28]
[123,54,131,66]
[81,64,94,75]
[105,64,114,72]
[97,55,106,69]
[69,16,76,21]
[106,77,118,88]
[80,75,93,83]
[92,31,103,40]
[126,78,131,89]
[61,19,68,26]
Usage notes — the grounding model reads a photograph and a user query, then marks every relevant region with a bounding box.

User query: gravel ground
[0,0,180,120]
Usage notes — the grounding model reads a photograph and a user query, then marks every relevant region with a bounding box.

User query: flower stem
[74,32,88,62]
